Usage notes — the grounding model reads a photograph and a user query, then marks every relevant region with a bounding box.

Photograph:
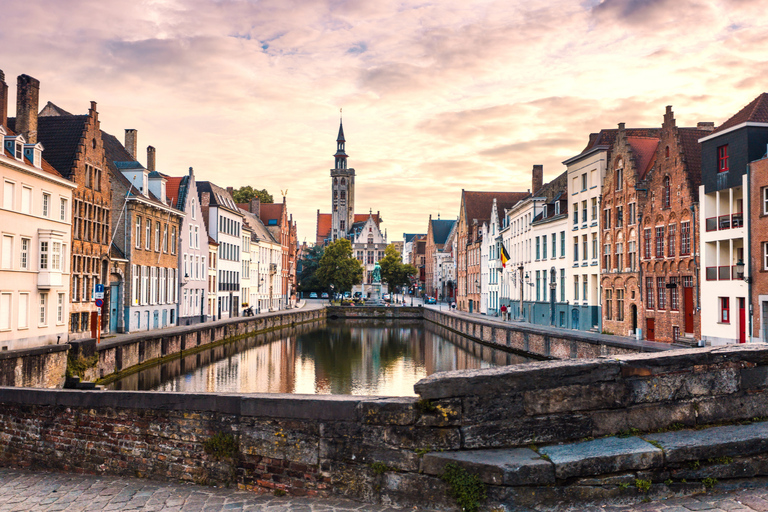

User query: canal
[107,319,536,396]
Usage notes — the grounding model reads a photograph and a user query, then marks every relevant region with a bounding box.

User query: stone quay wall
[0,344,68,388]
[1,344,768,508]
[423,308,670,359]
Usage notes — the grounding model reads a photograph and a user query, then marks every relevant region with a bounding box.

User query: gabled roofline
[698,122,768,143]
[562,145,610,166]
[0,153,77,189]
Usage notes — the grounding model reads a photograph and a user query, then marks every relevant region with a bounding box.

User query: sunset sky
[1,0,766,243]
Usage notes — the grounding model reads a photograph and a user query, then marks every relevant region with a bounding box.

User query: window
[551,233,556,258]
[3,181,14,210]
[615,159,624,190]
[542,236,547,259]
[57,293,65,324]
[535,237,540,260]
[628,241,636,271]
[536,270,540,301]
[718,145,729,173]
[155,222,161,251]
[171,227,177,254]
[657,277,666,310]
[40,241,48,269]
[573,204,578,225]
[603,244,611,270]
[145,221,151,250]
[680,222,691,255]
[643,228,652,259]
[646,277,654,309]
[670,277,679,310]
[52,242,61,270]
[21,186,31,214]
[560,269,565,302]
[141,266,148,305]
[191,199,196,219]
[591,233,597,260]
[765,242,768,270]
[574,237,579,261]
[582,200,587,223]
[194,226,199,248]
[39,293,47,326]
[591,198,597,221]
[560,232,565,257]
[604,209,611,229]
[583,274,588,301]
[555,201,560,215]
[1,235,12,269]
[605,289,612,320]
[764,188,768,215]
[42,193,50,217]
[581,173,587,191]
[668,224,676,257]
[60,198,67,221]
[616,243,624,270]
[135,217,142,248]
[574,275,579,300]
[720,297,730,323]
[663,176,671,209]
[628,203,636,225]
[655,226,665,258]
[0,292,11,330]
[616,289,624,321]
[85,164,92,189]
[18,293,28,329]
[616,206,623,228]
[582,235,588,263]
[189,224,193,247]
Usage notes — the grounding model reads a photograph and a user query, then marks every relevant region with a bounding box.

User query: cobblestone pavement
[5,469,768,511]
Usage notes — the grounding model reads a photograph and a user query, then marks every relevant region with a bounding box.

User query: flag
[500,244,510,268]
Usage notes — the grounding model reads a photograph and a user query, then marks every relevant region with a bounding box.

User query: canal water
[107,319,535,396]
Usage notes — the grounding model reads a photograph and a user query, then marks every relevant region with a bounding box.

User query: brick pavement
[4,469,768,512]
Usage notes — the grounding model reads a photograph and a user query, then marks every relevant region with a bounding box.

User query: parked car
[309,292,318,299]
[354,292,362,299]
[321,292,329,298]
[425,296,436,304]
[383,293,391,302]
[343,292,351,299]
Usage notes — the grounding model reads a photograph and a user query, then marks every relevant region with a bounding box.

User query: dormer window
[15,141,22,160]
[555,201,561,215]
[543,205,548,218]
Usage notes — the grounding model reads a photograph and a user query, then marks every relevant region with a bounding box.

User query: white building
[352,213,388,295]
[0,126,77,349]
[198,182,243,320]
[240,205,283,313]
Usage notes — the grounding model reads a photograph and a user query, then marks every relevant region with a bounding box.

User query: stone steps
[422,420,768,487]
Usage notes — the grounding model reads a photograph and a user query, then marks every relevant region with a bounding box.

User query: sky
[1,0,767,244]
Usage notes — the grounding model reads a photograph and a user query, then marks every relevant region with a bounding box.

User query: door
[739,298,746,344]
[646,318,655,341]
[110,285,119,333]
[469,300,473,313]
[684,287,694,334]
[571,308,579,330]
[631,305,638,333]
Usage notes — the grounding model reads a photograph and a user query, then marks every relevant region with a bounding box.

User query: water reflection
[108,319,534,396]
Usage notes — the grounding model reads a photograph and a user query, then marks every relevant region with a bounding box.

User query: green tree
[297,245,324,292]
[379,244,417,292]
[231,186,274,204]
[316,239,363,293]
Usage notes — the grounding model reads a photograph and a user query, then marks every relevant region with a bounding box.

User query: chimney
[0,70,7,129]
[226,186,234,197]
[697,122,715,132]
[532,165,543,194]
[147,146,156,172]
[125,129,137,159]
[201,192,210,207]
[16,74,39,143]
[188,166,194,177]
[249,197,261,217]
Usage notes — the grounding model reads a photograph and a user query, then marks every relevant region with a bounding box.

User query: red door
[739,298,746,344]
[646,318,655,341]
[684,287,694,334]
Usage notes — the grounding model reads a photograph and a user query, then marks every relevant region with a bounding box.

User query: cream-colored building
[0,126,77,349]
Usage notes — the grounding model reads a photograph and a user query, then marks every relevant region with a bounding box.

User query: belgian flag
[500,244,510,268]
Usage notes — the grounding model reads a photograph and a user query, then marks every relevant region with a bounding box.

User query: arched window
[665,146,670,158]
[615,158,624,191]
[340,190,346,200]
[341,178,346,185]
[663,176,670,209]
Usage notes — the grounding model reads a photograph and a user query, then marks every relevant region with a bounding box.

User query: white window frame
[21,186,32,214]
[155,222,160,252]
[135,217,141,249]
[42,192,50,217]
[40,241,48,270]
[0,292,11,331]
[764,187,768,215]
[3,180,15,210]
[60,198,68,221]
[57,293,65,324]
[18,292,29,329]
[145,221,151,250]
[39,292,48,326]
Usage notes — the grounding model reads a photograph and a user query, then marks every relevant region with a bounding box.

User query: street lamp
[736,259,751,283]
[329,283,335,304]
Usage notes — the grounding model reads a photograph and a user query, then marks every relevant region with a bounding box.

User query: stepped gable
[676,127,711,199]
[711,92,768,135]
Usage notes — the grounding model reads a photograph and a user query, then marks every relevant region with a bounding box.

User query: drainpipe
[690,202,699,319]
[746,165,753,342]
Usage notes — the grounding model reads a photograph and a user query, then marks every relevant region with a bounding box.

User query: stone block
[461,393,524,424]
[422,448,554,486]
[240,394,361,421]
[589,401,695,437]
[462,414,594,449]
[539,436,662,479]
[358,397,418,426]
[523,381,628,415]
[627,367,739,404]
[742,366,768,390]
[694,392,768,424]
[644,421,768,463]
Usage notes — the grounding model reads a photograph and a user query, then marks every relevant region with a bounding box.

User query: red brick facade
[750,157,768,343]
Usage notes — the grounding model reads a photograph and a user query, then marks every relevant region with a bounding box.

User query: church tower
[330,116,355,241]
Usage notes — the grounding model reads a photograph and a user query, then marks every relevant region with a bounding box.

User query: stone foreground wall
[0,345,68,388]
[1,344,768,508]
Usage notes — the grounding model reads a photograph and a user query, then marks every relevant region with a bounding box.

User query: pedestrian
[501,304,508,321]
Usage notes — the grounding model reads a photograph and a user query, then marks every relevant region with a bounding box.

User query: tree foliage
[231,186,274,204]
[379,244,417,291]
[316,239,363,292]
[297,245,324,292]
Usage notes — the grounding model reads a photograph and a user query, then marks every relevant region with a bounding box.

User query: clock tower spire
[330,111,355,241]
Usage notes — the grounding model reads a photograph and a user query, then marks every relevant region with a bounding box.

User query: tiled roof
[316,212,382,242]
[239,207,277,244]
[711,93,768,135]
[430,219,456,246]
[165,176,183,209]
[39,101,73,117]
[9,115,87,179]
[567,128,662,163]
[677,128,710,195]
[532,170,568,223]
[627,136,659,180]
[1,144,63,179]
[196,181,240,212]
[259,203,284,224]
[208,235,218,246]
[403,233,421,243]
[463,191,530,226]
[101,130,135,170]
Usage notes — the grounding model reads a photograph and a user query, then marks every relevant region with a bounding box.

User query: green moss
[688,460,701,470]
[441,463,487,512]
[664,479,673,486]
[634,479,652,493]
[617,428,640,438]
[416,399,437,413]
[203,432,238,459]
[707,456,733,465]
[647,440,664,450]
[273,489,287,496]
[370,461,395,475]
[66,353,98,379]
[618,482,631,490]
[702,477,718,489]
[415,448,432,458]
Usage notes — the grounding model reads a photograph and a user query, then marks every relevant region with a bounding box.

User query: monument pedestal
[364,283,384,305]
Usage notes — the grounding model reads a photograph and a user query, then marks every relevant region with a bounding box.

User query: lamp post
[736,259,751,283]
[549,266,557,326]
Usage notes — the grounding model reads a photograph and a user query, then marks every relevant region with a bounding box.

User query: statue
[372,261,382,284]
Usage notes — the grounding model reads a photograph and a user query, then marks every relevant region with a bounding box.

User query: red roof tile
[712,93,768,135]
[462,191,530,226]
[627,136,659,179]
[165,176,182,208]
[259,203,284,223]
[315,212,381,244]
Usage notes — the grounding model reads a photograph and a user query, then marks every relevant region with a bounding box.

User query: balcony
[706,265,740,281]
[38,270,63,289]
[706,213,744,232]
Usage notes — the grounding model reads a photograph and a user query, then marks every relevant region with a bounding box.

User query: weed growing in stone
[617,428,640,438]
[415,448,432,458]
[664,479,673,485]
[619,483,631,490]
[702,477,718,489]
[441,463,487,512]
[66,354,98,379]
[707,456,733,465]
[273,489,287,496]
[416,399,437,413]
[634,479,652,493]
[370,462,395,475]
[647,440,663,450]
[688,460,701,470]
[203,432,238,459]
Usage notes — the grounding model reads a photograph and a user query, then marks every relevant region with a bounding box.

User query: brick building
[11,90,113,339]
[600,124,660,337]
[260,198,293,309]
[639,107,712,343]
[424,216,455,299]
[749,155,768,342]
[104,133,183,332]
